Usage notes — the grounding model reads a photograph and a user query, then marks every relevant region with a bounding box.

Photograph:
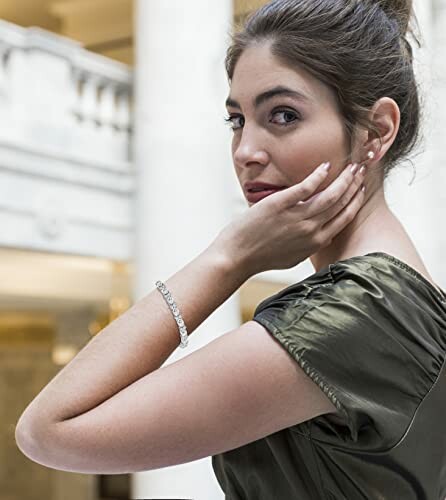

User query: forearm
[17,244,250,430]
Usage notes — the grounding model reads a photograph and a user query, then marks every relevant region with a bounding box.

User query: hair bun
[375,0,414,36]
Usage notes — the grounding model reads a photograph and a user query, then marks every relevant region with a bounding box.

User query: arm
[15,161,364,474]
[15,244,249,459]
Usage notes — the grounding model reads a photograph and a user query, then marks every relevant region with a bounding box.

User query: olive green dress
[212,252,446,500]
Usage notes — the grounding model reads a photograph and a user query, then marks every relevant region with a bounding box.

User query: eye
[223,108,301,132]
[224,114,244,131]
[270,109,301,126]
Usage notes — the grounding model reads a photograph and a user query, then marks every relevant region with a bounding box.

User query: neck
[309,181,394,273]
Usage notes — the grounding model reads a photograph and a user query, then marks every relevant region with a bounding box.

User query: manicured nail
[322,161,331,171]
[361,184,366,192]
[359,165,367,175]
[351,163,359,175]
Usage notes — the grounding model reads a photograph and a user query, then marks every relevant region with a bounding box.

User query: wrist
[205,241,253,284]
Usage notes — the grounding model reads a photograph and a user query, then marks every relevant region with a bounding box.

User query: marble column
[431,0,446,285]
[384,0,444,285]
[132,1,236,499]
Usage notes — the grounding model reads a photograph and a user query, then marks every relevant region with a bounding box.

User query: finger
[314,164,367,225]
[318,183,366,243]
[276,161,333,207]
[299,162,358,217]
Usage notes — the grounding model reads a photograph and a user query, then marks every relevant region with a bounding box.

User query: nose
[233,128,270,168]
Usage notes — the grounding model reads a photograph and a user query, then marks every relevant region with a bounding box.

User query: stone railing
[0,20,133,166]
[0,21,135,260]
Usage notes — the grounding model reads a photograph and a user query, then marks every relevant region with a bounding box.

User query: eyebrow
[225,85,311,109]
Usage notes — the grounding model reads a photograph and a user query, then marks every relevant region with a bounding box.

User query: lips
[246,188,286,203]
[244,181,287,191]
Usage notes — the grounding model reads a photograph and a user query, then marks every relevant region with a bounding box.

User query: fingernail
[359,165,367,175]
[350,163,359,175]
[361,185,366,192]
[324,162,331,171]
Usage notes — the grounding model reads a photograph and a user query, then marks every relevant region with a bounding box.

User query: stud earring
[367,151,375,160]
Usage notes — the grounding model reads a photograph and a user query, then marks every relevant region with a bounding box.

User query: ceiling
[0,0,62,31]
[0,0,267,65]
[0,0,133,63]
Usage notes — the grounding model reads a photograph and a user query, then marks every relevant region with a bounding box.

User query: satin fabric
[212,252,446,499]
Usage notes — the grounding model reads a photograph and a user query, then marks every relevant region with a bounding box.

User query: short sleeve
[251,273,435,451]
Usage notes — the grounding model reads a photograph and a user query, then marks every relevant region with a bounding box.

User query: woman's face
[226,42,353,206]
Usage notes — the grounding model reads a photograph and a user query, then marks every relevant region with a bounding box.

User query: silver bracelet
[155,280,189,349]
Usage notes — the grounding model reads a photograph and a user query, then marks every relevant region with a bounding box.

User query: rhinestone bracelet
[155,280,189,349]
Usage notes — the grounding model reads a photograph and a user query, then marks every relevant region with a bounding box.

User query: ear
[363,97,400,163]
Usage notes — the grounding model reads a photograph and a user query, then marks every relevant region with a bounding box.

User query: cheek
[318,131,349,163]
[280,124,349,193]
[277,141,323,184]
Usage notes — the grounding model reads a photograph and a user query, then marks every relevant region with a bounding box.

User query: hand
[211,161,367,277]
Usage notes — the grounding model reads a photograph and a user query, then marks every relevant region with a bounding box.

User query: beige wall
[0,249,132,500]
[1,317,97,500]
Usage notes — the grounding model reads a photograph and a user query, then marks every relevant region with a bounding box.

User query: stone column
[432,0,446,285]
[369,0,443,285]
[132,1,236,499]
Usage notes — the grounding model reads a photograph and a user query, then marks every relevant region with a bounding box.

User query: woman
[15,0,446,499]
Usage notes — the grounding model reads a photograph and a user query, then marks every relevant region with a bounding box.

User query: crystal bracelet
[155,280,189,348]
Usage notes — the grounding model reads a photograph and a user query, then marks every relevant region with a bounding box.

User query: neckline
[349,252,446,304]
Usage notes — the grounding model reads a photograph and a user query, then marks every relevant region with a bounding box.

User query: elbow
[15,413,83,472]
[15,418,40,461]
[15,414,57,467]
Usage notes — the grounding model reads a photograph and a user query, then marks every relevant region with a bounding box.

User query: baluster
[67,67,80,125]
[65,68,83,157]
[79,74,99,124]
[77,74,100,158]
[97,81,116,161]
[0,45,8,139]
[0,44,6,94]
[98,81,115,125]
[6,47,29,142]
[115,90,131,162]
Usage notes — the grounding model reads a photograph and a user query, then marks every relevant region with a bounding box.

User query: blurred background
[0,0,445,499]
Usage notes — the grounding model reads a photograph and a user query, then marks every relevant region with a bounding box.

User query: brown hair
[225,0,423,180]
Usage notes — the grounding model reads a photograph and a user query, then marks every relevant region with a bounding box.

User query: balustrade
[0,20,133,166]
[0,20,135,260]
